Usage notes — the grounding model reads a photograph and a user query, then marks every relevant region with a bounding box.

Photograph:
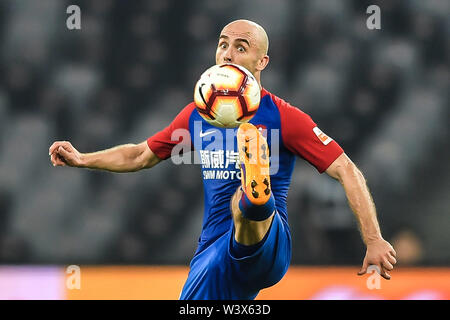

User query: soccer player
[49,20,397,299]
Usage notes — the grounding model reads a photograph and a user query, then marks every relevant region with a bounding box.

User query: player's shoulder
[174,101,197,119]
[162,101,198,131]
[183,101,197,113]
[262,88,310,120]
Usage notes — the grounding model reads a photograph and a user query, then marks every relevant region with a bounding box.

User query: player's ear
[256,55,269,72]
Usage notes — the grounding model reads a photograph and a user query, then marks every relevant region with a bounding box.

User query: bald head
[216,19,270,86]
[221,20,269,56]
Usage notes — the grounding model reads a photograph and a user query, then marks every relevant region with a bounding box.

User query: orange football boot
[237,123,271,206]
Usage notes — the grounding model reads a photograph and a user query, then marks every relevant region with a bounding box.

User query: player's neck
[255,74,262,89]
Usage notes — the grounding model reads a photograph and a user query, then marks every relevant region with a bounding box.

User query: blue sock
[238,190,275,221]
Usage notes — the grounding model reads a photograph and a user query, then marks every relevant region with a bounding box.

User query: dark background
[0,0,448,267]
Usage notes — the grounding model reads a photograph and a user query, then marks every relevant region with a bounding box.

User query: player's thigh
[228,212,291,290]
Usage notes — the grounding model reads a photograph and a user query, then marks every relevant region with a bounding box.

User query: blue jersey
[147,88,343,299]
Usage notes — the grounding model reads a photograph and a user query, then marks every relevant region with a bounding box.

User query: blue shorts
[179,212,292,300]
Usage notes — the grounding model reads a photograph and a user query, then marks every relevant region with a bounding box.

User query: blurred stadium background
[0,0,448,299]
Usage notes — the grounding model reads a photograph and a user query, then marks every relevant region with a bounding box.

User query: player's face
[216,24,264,76]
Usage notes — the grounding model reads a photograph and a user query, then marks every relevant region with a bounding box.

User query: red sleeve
[270,93,344,173]
[146,103,196,160]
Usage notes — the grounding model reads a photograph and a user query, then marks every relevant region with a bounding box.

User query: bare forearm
[326,154,396,278]
[81,144,144,172]
[340,167,382,244]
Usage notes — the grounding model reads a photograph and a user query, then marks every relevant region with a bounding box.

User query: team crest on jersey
[313,127,333,145]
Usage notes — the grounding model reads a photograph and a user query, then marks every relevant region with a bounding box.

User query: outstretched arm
[325,153,397,279]
[49,140,162,172]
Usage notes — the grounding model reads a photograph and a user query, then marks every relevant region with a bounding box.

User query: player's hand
[49,141,83,167]
[357,238,397,280]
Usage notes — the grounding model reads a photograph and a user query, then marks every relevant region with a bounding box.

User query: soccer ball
[194,63,261,128]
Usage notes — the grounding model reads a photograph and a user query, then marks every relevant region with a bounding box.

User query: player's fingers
[56,151,68,165]
[357,260,369,275]
[382,257,394,271]
[52,154,66,166]
[49,142,62,155]
[50,152,58,166]
[387,253,397,265]
[380,266,391,280]
[58,147,74,165]
[57,146,71,158]
[60,141,73,151]
[51,152,64,166]
[49,141,72,155]
[389,247,397,258]
[56,158,66,166]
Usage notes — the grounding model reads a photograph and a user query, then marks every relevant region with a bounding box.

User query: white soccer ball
[194,63,261,128]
